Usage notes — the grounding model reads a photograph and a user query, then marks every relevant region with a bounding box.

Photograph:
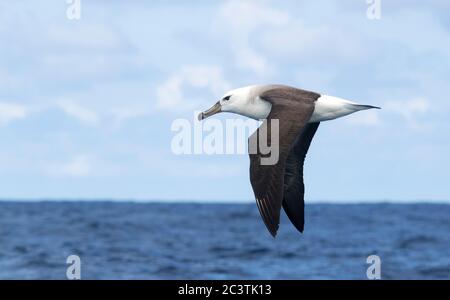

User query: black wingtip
[292,223,304,234]
[269,229,277,238]
[265,223,278,238]
[282,203,305,235]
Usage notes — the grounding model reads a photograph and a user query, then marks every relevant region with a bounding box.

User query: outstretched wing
[248,86,320,237]
[282,122,320,234]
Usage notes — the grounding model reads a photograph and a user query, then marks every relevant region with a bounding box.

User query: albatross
[198,84,380,237]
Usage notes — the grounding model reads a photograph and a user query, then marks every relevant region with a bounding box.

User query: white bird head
[198,85,271,121]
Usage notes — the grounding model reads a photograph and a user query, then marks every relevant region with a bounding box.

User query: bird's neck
[236,96,272,120]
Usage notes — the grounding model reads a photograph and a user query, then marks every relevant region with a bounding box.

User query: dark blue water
[0,202,449,279]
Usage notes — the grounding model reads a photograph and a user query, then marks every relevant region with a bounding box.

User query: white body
[219,85,373,122]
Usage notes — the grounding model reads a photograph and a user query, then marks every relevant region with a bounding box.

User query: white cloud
[57,99,99,125]
[156,65,230,111]
[46,24,122,50]
[52,155,93,177]
[218,0,288,33]
[213,0,289,75]
[385,98,429,119]
[214,1,361,76]
[384,98,430,129]
[109,106,150,124]
[346,110,381,126]
[0,102,27,125]
[259,21,361,62]
[371,10,450,60]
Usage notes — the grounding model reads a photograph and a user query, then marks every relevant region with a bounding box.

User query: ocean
[0,202,449,279]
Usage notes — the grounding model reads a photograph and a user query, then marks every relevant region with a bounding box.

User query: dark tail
[352,104,381,110]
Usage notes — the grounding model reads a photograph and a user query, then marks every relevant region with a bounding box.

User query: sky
[0,0,450,202]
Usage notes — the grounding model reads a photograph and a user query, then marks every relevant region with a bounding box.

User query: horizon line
[0,198,449,204]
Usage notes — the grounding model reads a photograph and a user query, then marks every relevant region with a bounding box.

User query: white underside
[308,95,361,123]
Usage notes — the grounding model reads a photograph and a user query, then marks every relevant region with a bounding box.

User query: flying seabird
[198,84,380,237]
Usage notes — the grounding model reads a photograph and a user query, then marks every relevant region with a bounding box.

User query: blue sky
[1,0,450,202]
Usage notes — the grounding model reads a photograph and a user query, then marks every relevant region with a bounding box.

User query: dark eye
[223,95,231,101]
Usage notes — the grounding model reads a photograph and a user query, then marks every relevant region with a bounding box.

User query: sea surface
[0,202,449,279]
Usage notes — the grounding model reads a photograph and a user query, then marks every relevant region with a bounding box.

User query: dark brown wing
[249,86,320,237]
[282,122,320,234]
